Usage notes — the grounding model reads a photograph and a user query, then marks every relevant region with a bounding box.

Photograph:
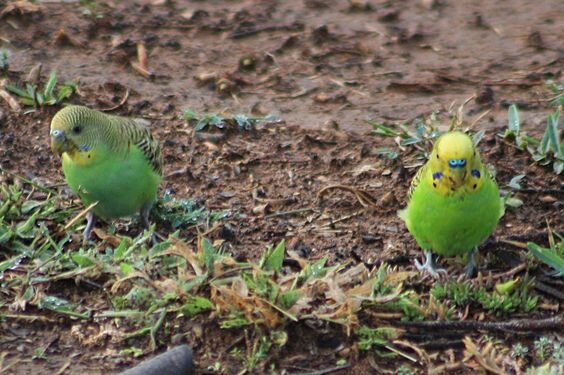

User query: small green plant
[155,190,230,229]
[369,115,442,160]
[79,0,98,12]
[207,362,224,372]
[535,337,552,362]
[120,347,144,358]
[0,48,9,71]
[357,326,401,357]
[431,280,474,308]
[544,80,564,106]
[522,336,564,374]
[430,278,538,316]
[182,109,279,132]
[502,104,563,174]
[511,342,529,359]
[397,364,416,375]
[4,71,76,107]
[246,335,271,370]
[336,358,347,366]
[527,230,564,276]
[32,346,48,360]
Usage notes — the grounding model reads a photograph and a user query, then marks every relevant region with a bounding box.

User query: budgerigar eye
[448,159,466,167]
[72,125,81,134]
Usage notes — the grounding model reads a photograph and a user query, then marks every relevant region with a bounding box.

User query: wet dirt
[0,0,562,374]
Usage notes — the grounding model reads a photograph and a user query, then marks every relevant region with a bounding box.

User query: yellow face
[50,106,98,164]
[427,132,483,196]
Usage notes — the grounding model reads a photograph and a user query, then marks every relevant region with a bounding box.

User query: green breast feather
[63,143,161,219]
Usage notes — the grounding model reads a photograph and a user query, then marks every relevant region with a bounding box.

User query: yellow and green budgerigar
[399,131,504,277]
[50,105,163,241]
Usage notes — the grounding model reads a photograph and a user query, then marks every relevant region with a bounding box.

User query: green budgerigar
[50,105,163,240]
[399,131,503,277]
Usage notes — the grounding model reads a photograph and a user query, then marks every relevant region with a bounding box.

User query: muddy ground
[0,0,562,374]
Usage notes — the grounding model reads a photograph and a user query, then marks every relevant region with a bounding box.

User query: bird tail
[397,208,408,222]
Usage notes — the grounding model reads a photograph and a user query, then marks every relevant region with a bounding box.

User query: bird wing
[110,115,163,175]
[407,163,426,201]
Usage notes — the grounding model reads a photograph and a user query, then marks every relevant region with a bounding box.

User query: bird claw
[415,252,448,279]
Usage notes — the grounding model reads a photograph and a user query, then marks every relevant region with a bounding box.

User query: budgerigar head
[50,106,105,156]
[430,131,481,191]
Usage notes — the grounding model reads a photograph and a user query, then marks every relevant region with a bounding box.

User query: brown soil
[0,0,562,374]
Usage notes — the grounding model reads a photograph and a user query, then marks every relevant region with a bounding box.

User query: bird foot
[463,260,477,279]
[139,204,160,246]
[82,211,96,246]
[463,249,477,279]
[150,232,159,246]
[415,252,448,279]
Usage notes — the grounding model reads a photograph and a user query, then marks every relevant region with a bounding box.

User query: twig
[231,23,304,39]
[225,334,245,353]
[265,207,314,219]
[317,184,378,208]
[469,109,491,129]
[418,339,465,351]
[0,357,20,374]
[292,364,351,375]
[489,263,528,280]
[431,361,464,373]
[384,344,418,363]
[0,313,57,322]
[99,88,130,112]
[54,358,72,375]
[165,167,188,179]
[273,87,318,100]
[150,309,167,352]
[394,316,564,333]
[534,281,564,301]
[319,210,364,228]
[64,201,98,230]
[514,188,564,195]
[131,61,153,78]
[137,23,194,30]
[0,88,21,111]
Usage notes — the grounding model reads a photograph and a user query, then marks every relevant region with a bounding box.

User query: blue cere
[448,159,466,168]
[471,169,481,178]
[432,172,443,180]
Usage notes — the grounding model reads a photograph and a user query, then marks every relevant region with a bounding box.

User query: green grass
[0,174,424,367]
[4,70,76,107]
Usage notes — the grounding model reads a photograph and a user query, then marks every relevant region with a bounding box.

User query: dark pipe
[119,345,193,375]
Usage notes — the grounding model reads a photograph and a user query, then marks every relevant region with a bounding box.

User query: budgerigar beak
[450,168,466,188]
[448,159,467,188]
[50,129,69,155]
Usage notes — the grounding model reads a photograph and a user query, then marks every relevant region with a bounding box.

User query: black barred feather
[107,115,163,175]
[407,163,426,201]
